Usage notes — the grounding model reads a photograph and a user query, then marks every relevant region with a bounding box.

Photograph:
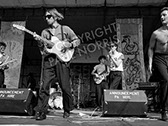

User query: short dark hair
[161,7,168,13]
[0,42,6,47]
[98,55,106,62]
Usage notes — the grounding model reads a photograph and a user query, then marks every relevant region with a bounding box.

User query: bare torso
[154,27,168,54]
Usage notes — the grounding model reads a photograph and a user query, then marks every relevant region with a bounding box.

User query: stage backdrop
[116,18,146,90]
[0,21,25,88]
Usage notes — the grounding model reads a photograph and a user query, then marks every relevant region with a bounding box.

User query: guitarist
[91,55,109,111]
[0,42,9,88]
[33,8,80,120]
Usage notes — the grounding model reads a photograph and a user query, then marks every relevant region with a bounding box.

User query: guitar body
[46,36,74,62]
[93,74,107,84]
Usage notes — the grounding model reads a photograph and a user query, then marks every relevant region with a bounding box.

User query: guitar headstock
[13,24,25,31]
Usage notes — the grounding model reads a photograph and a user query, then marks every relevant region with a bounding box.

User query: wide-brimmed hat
[0,42,6,47]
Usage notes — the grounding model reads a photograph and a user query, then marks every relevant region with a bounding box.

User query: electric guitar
[13,24,74,62]
[0,59,17,70]
[93,72,109,84]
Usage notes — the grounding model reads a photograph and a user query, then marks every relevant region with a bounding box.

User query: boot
[161,111,168,121]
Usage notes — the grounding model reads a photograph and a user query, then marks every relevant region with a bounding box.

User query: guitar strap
[61,25,64,41]
[104,65,108,74]
[47,25,63,40]
[105,64,107,73]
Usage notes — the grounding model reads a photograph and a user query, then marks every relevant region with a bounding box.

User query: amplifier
[103,90,148,116]
[137,82,159,90]
[0,88,36,115]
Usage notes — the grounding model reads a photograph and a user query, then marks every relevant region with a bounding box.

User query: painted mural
[116,18,146,90]
[0,21,25,88]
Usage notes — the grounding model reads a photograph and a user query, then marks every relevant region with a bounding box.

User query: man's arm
[148,32,156,74]
[91,66,97,76]
[64,26,80,48]
[111,53,124,67]
[33,30,54,48]
[71,38,80,48]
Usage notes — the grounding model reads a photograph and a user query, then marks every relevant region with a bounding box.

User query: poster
[116,18,146,90]
[0,21,25,88]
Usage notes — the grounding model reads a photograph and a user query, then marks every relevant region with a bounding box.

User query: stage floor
[0,108,168,126]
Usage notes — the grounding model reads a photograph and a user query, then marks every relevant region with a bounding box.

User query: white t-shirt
[108,51,124,72]
[93,64,107,74]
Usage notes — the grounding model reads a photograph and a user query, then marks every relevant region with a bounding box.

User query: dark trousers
[95,81,108,107]
[109,71,122,89]
[34,57,73,113]
[153,53,168,111]
[0,70,4,88]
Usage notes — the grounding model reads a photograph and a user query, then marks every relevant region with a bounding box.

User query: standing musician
[0,41,9,88]
[107,42,124,90]
[91,55,109,111]
[33,8,80,120]
[148,7,168,121]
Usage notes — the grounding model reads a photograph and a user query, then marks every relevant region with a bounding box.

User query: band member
[0,42,9,88]
[107,42,124,89]
[148,7,168,121]
[91,55,109,110]
[33,8,80,120]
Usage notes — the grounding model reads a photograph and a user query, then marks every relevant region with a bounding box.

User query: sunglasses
[45,15,53,19]
[110,45,115,47]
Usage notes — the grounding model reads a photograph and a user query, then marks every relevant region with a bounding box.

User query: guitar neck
[0,59,16,67]
[24,28,51,45]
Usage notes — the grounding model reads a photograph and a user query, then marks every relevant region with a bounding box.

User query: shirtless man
[148,7,168,121]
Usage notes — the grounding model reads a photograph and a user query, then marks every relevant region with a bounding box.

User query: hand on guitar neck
[33,32,55,48]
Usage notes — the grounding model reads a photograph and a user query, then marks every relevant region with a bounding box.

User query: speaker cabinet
[103,90,148,116]
[0,88,36,115]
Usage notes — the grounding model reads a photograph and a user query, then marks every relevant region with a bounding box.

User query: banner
[116,18,146,90]
[0,21,25,88]
[71,21,117,63]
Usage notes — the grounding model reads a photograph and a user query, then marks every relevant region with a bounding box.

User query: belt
[155,53,168,56]
[154,53,168,58]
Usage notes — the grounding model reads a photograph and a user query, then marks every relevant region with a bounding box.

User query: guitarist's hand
[0,64,9,70]
[61,41,73,53]
[33,32,54,48]
[33,32,41,41]
[94,73,99,78]
[63,41,73,48]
